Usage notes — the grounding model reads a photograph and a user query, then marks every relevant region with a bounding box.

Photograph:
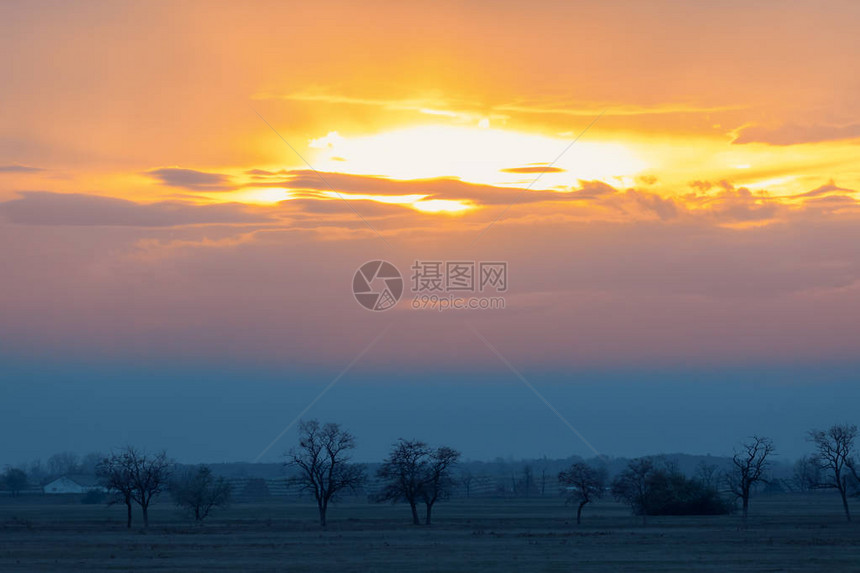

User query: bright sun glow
[220,187,291,204]
[307,125,648,190]
[410,198,474,214]
[220,123,860,211]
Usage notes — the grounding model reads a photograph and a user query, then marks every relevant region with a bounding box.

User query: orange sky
[1,0,860,368]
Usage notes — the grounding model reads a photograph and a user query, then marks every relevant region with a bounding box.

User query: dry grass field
[1,494,859,572]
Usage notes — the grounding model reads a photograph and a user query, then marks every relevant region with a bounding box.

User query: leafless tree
[539,455,549,496]
[377,439,460,525]
[420,446,460,525]
[695,462,720,491]
[287,420,364,527]
[171,465,231,522]
[48,452,79,477]
[661,457,680,475]
[611,457,657,525]
[524,465,535,497]
[2,467,28,496]
[377,439,431,525]
[558,462,606,525]
[726,436,774,520]
[27,459,46,484]
[792,455,821,493]
[809,423,857,521]
[461,471,474,499]
[126,448,172,528]
[96,451,136,528]
[78,452,104,475]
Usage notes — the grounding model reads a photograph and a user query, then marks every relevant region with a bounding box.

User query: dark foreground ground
[1,494,859,572]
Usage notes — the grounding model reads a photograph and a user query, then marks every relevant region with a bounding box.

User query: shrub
[612,458,732,517]
[644,469,732,515]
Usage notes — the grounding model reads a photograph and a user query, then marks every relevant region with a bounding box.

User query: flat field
[1,494,859,572]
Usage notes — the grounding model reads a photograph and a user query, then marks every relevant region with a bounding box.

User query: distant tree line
[3,420,860,529]
[282,419,860,528]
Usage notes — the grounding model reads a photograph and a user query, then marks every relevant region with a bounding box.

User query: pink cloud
[1,179,859,369]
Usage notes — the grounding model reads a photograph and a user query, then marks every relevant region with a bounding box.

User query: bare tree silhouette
[127,448,171,528]
[97,447,171,528]
[809,424,857,522]
[376,439,460,525]
[287,420,365,527]
[171,465,231,522]
[792,455,821,493]
[2,468,28,497]
[612,457,657,526]
[420,446,460,525]
[726,436,774,520]
[558,462,606,525]
[96,452,135,528]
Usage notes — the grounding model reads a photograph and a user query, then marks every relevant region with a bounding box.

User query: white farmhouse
[43,475,105,494]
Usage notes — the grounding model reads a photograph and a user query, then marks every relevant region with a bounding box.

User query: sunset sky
[2,1,859,464]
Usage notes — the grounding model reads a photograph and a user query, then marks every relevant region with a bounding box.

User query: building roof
[46,474,101,487]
